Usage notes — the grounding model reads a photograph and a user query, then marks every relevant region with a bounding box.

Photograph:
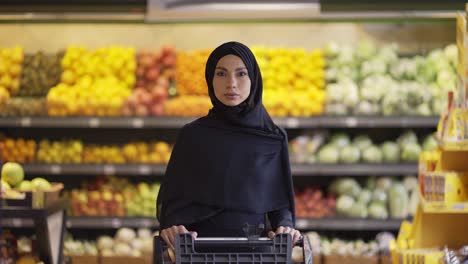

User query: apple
[151,85,168,102]
[1,162,24,187]
[150,104,164,116]
[135,105,149,116]
[31,177,52,191]
[145,68,159,82]
[18,180,33,192]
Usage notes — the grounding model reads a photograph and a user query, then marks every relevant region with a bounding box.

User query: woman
[157,41,300,250]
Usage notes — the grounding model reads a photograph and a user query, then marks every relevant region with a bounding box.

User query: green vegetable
[330,178,362,198]
[330,133,351,148]
[397,131,418,148]
[388,183,409,218]
[401,142,422,162]
[381,142,400,163]
[318,145,340,163]
[353,135,373,152]
[368,202,389,219]
[340,145,361,164]
[403,176,418,192]
[336,195,356,216]
[372,188,388,204]
[348,202,368,218]
[366,177,377,189]
[358,189,372,205]
[362,145,383,163]
[376,177,393,191]
[423,134,438,151]
[408,189,419,217]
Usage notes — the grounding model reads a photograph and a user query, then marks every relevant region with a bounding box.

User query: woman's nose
[227,75,236,88]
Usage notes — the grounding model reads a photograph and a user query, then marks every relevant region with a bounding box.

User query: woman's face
[213,54,251,106]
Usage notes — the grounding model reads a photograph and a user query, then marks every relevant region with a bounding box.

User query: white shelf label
[20,117,32,127]
[345,117,358,127]
[103,165,116,175]
[50,165,62,174]
[88,118,100,128]
[138,165,151,175]
[141,219,152,227]
[132,118,145,128]
[295,219,307,229]
[286,118,299,128]
[111,218,122,228]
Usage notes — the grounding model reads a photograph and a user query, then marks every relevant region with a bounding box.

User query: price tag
[66,220,72,228]
[138,165,151,175]
[132,118,145,128]
[12,218,23,227]
[111,218,122,228]
[88,118,100,128]
[103,165,116,175]
[20,117,32,127]
[50,165,62,174]
[286,118,299,128]
[345,117,358,127]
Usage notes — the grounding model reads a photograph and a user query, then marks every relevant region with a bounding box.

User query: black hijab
[157,41,295,229]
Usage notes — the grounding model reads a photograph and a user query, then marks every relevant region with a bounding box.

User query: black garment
[156,41,296,234]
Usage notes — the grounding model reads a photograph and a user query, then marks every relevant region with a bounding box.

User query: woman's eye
[216,71,225,77]
[238,71,248,77]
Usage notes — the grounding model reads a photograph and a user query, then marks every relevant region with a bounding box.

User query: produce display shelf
[22,163,167,176]
[292,163,417,176]
[0,116,439,129]
[295,218,404,231]
[66,216,159,229]
[22,163,418,176]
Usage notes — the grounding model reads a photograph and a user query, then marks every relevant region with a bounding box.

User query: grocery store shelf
[22,163,166,176]
[295,218,404,231]
[0,116,439,129]
[22,163,417,176]
[0,203,63,219]
[66,216,158,229]
[292,163,418,176]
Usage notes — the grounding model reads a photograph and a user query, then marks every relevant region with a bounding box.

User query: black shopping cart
[153,231,313,264]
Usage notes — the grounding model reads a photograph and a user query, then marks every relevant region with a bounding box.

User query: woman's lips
[224,93,240,100]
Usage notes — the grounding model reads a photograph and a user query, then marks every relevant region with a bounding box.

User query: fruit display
[0,46,23,96]
[47,46,135,116]
[122,86,167,116]
[0,97,47,116]
[0,86,10,112]
[83,145,126,164]
[175,49,212,96]
[122,141,172,164]
[0,138,36,163]
[329,176,419,219]
[1,162,54,199]
[295,186,336,218]
[164,95,212,117]
[289,131,436,164]
[65,228,154,258]
[36,139,83,164]
[122,46,175,116]
[252,47,326,117]
[17,51,63,96]
[65,176,160,217]
[324,40,457,116]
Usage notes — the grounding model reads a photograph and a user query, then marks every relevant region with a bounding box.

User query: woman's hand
[160,225,198,250]
[268,226,301,245]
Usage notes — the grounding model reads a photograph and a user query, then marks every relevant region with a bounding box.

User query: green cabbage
[340,145,361,164]
[362,145,383,163]
[381,142,400,163]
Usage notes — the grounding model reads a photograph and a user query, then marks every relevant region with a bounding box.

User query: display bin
[65,255,99,264]
[0,182,63,208]
[101,256,152,264]
[154,233,313,264]
[322,254,378,264]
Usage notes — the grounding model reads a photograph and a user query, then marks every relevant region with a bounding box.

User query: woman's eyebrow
[215,67,247,71]
[215,67,227,71]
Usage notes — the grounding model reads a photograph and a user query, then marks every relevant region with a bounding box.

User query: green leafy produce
[401,142,422,162]
[372,188,388,204]
[318,144,340,163]
[381,142,400,163]
[348,202,368,218]
[423,134,438,151]
[336,195,355,216]
[358,189,372,205]
[368,202,389,219]
[330,133,351,148]
[397,131,418,148]
[353,135,373,152]
[376,177,393,191]
[362,145,383,163]
[340,145,361,164]
[330,178,362,198]
[388,183,409,218]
